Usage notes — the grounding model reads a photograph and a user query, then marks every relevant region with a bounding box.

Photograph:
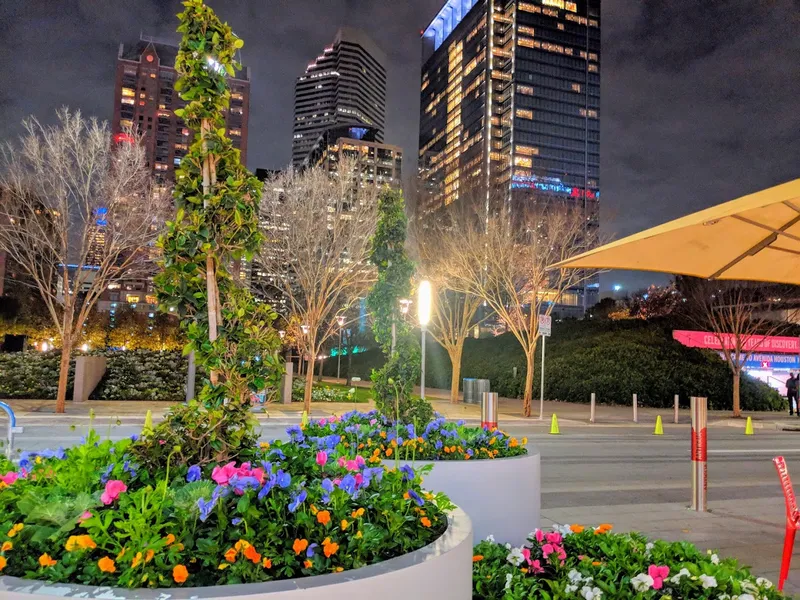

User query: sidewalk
[542,497,798,594]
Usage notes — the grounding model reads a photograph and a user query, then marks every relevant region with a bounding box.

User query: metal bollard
[691,396,708,511]
[0,402,22,460]
[590,392,596,423]
[674,394,680,424]
[481,392,499,429]
[633,393,638,423]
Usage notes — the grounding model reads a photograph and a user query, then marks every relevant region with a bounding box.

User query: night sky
[1,1,799,293]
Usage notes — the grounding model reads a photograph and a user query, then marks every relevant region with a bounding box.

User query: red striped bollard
[691,396,708,511]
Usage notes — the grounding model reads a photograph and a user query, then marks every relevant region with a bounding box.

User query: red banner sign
[691,427,707,462]
[673,330,800,354]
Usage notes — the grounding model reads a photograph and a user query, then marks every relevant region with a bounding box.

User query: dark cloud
[1,0,798,294]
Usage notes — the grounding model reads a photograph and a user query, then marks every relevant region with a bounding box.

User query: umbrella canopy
[551,179,800,285]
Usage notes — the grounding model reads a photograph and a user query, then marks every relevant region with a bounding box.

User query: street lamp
[418,280,432,400]
[317,354,325,382]
[300,324,309,335]
[40,341,49,352]
[278,330,286,340]
[81,343,90,352]
[336,315,346,380]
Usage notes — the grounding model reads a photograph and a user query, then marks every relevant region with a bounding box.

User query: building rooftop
[118,35,249,80]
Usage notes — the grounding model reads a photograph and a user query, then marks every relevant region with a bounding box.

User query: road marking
[708,449,800,454]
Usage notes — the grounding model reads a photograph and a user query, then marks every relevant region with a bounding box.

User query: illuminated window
[572,83,582,92]
[229,128,242,136]
[145,295,157,305]
[516,145,539,156]
[120,119,132,127]
[516,109,533,119]
[121,98,134,105]
[518,25,535,36]
[517,85,534,96]
[126,295,140,304]
[231,92,244,101]
[514,156,532,168]
[518,37,535,49]
[139,92,146,99]
[155,163,168,171]
[121,88,135,97]
[588,64,599,73]
[518,3,541,14]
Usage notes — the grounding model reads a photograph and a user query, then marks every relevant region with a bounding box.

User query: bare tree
[416,216,487,403]
[440,203,599,417]
[0,108,168,413]
[256,159,378,412]
[681,278,790,417]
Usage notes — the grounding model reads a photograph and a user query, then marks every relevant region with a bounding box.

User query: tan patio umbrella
[551,179,800,284]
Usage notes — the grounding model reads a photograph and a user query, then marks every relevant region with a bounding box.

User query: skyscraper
[112,35,251,183]
[418,0,599,219]
[292,28,387,168]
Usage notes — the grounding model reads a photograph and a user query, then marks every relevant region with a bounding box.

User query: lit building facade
[112,35,251,184]
[305,125,402,188]
[418,0,600,312]
[292,28,387,168]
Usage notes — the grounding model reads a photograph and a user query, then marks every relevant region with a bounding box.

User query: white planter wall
[397,448,541,546]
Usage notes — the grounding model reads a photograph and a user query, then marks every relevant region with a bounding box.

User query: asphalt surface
[7,419,797,511]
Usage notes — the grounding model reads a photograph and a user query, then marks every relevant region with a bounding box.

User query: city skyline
[0,1,798,291]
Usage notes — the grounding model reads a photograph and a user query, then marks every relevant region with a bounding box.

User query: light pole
[300,324,309,375]
[418,281,432,400]
[336,315,345,381]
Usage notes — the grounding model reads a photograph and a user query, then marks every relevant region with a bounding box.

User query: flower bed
[472,525,783,599]
[290,381,368,403]
[302,411,528,461]
[0,432,452,589]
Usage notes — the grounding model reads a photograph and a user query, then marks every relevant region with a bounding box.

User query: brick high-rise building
[112,35,251,184]
[292,28,387,168]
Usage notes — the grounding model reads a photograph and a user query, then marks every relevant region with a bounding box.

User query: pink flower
[355,455,366,468]
[534,529,545,543]
[521,548,531,563]
[100,480,127,505]
[345,460,360,471]
[159,439,166,445]
[542,543,554,557]
[369,419,377,425]
[333,478,341,485]
[337,456,347,468]
[545,532,562,545]
[648,565,670,590]
[316,451,328,467]
[530,559,544,574]
[354,472,364,487]
[211,461,238,486]
[1,472,19,486]
[78,511,92,523]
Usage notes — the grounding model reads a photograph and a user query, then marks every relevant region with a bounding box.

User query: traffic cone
[745,416,754,435]
[654,415,664,435]
[549,413,560,435]
[301,410,309,428]
[143,409,153,435]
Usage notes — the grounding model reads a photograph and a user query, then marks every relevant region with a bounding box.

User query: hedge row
[324,319,785,412]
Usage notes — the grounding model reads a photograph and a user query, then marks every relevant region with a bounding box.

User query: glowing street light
[81,343,90,352]
[336,315,346,380]
[399,298,411,315]
[40,341,50,352]
[418,280,432,399]
[300,324,310,335]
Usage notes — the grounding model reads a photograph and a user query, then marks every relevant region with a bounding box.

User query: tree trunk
[55,330,72,414]
[346,332,353,387]
[303,359,314,414]
[448,344,464,403]
[523,350,535,417]
[732,370,741,417]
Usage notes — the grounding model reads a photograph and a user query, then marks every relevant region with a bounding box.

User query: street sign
[538,314,552,337]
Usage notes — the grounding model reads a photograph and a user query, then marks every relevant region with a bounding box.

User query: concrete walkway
[542,497,798,595]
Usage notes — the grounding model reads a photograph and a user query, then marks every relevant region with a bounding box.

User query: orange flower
[0,556,6,571]
[335,566,344,572]
[39,553,57,567]
[1,541,12,552]
[224,548,237,563]
[164,533,176,546]
[304,559,313,569]
[262,557,272,569]
[98,556,116,573]
[218,563,230,570]
[386,447,393,457]
[509,438,519,448]
[234,539,251,551]
[379,431,387,439]
[317,510,331,526]
[132,552,143,568]
[356,530,363,539]
[473,555,484,562]
[7,524,23,538]
[145,549,155,563]
[489,437,496,445]
[244,545,261,564]
[443,446,450,454]
[351,508,365,518]
[173,564,188,583]
[594,524,613,535]
[65,535,96,552]
[592,561,602,566]
[521,437,528,445]
[293,538,309,555]
[323,538,339,558]
[420,517,431,528]
[117,547,127,560]
[175,543,185,551]
[340,519,349,531]
[570,524,585,534]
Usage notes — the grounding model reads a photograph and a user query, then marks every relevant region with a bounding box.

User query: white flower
[555,523,574,537]
[645,542,654,554]
[740,581,758,594]
[506,547,525,567]
[504,573,513,591]
[710,553,720,565]
[631,573,654,592]
[755,577,773,589]
[736,595,756,600]
[568,569,584,584]
[485,534,495,543]
[505,543,512,550]
[581,585,603,600]
[699,574,717,589]
[566,584,579,594]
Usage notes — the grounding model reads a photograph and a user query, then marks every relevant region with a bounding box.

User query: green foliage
[290,380,367,403]
[0,351,74,399]
[145,0,282,467]
[473,526,783,599]
[0,430,451,588]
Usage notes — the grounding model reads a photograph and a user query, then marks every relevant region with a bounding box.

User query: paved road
[8,419,796,510]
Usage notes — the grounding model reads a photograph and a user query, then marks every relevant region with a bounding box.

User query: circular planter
[0,508,472,600]
[393,447,540,547]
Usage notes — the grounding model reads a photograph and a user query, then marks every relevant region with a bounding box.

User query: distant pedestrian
[787,373,798,416]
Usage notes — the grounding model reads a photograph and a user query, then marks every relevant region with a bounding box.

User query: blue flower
[339,474,357,496]
[129,434,139,442]
[362,467,383,488]
[407,489,424,507]
[434,440,443,450]
[39,449,55,459]
[306,543,319,557]
[100,463,115,484]
[321,478,334,493]
[123,460,138,478]
[197,495,218,522]
[55,447,66,460]
[400,464,415,482]
[324,435,339,450]
[457,420,466,427]
[109,447,116,454]
[231,475,261,495]
[406,423,416,438]
[232,517,242,525]
[260,460,273,473]
[466,448,474,457]
[286,425,305,443]
[396,436,404,446]
[186,464,202,482]
[276,469,291,488]
[258,475,276,501]
[270,449,286,460]
[288,489,307,512]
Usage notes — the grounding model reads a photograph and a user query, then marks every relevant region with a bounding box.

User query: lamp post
[300,324,309,375]
[336,315,345,381]
[418,281,432,400]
